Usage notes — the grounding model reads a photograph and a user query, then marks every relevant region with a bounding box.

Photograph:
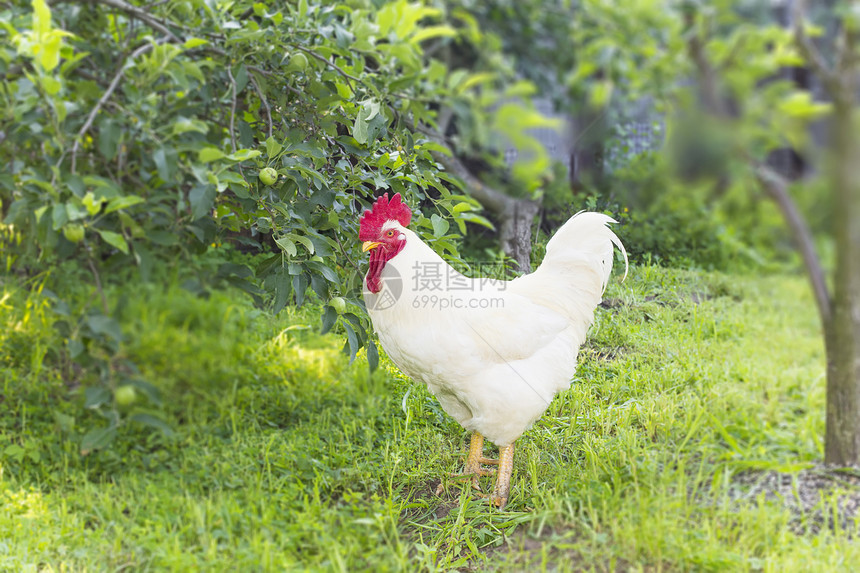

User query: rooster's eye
[385,230,396,238]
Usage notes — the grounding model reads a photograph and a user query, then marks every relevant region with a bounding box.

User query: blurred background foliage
[0,0,840,448]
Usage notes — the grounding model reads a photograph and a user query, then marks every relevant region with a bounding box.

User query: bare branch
[87,255,110,316]
[754,163,832,328]
[226,66,239,153]
[792,0,841,98]
[69,41,157,174]
[248,71,273,140]
[293,45,360,86]
[225,66,247,181]
[329,222,362,275]
[77,0,180,42]
[436,107,454,136]
[836,25,859,85]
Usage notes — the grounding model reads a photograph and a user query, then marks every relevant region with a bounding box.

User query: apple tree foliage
[0,0,543,451]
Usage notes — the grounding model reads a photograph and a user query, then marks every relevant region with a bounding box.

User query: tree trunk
[758,3,860,465]
[689,2,860,466]
[824,96,860,465]
[569,106,608,194]
[499,199,540,272]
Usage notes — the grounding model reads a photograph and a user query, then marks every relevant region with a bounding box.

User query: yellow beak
[362,241,382,252]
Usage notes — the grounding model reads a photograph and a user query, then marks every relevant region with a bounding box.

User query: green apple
[64,224,85,243]
[289,52,309,71]
[115,385,137,406]
[330,297,347,314]
[259,167,278,186]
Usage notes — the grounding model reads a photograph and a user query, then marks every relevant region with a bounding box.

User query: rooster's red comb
[359,193,412,240]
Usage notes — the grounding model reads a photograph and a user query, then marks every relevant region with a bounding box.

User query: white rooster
[360,193,627,508]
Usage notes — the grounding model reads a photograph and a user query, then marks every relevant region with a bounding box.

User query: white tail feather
[543,211,628,291]
[510,212,627,343]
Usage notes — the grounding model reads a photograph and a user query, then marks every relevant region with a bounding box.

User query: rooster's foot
[481,442,515,510]
[461,433,499,489]
[437,435,515,507]
[436,433,497,495]
[475,490,508,508]
[447,467,496,491]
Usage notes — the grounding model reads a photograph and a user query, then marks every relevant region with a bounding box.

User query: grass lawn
[1,264,857,571]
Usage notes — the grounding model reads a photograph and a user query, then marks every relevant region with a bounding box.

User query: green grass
[1,265,857,571]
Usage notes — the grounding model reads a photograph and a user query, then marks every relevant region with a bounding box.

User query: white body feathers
[364,212,627,446]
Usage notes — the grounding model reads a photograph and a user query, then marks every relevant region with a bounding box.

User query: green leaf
[80,426,117,455]
[199,147,225,162]
[460,212,494,230]
[431,213,449,237]
[153,148,172,181]
[81,192,104,215]
[363,99,381,121]
[778,91,832,119]
[33,0,52,38]
[183,37,208,49]
[321,305,338,334]
[96,229,129,254]
[4,444,25,462]
[67,338,84,359]
[417,141,451,156]
[457,71,496,94]
[307,261,338,283]
[272,271,292,315]
[343,322,359,362]
[98,118,121,160]
[589,80,614,108]
[172,117,209,136]
[367,338,379,372]
[189,184,216,220]
[84,386,111,408]
[452,202,473,214]
[276,236,297,257]
[353,112,368,144]
[292,274,308,307]
[129,413,175,436]
[51,203,68,230]
[265,136,283,158]
[127,378,162,406]
[410,25,457,45]
[287,232,314,254]
[227,148,262,162]
[87,315,122,342]
[104,195,144,214]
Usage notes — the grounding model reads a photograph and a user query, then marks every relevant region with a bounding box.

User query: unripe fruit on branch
[115,385,137,406]
[259,167,278,186]
[64,224,85,243]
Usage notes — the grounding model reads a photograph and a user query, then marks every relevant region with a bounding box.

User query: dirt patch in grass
[600,292,716,311]
[730,465,860,535]
[581,344,630,362]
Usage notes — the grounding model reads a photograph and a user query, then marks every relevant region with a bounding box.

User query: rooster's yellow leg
[464,433,498,482]
[443,433,496,492]
[486,442,515,509]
